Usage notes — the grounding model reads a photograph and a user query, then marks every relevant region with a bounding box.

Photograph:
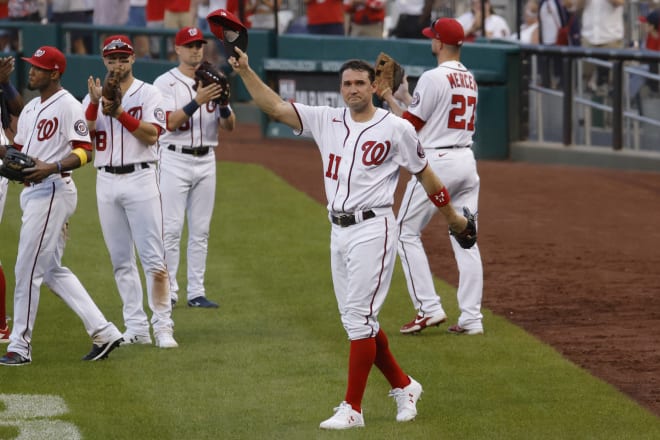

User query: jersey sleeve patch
[416,140,426,159]
[74,119,89,137]
[154,107,166,124]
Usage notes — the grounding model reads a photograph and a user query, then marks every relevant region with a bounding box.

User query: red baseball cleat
[400,313,447,334]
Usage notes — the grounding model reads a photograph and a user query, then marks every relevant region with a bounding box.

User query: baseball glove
[102,70,122,116]
[374,52,405,98]
[451,207,478,249]
[193,61,230,106]
[0,147,35,182]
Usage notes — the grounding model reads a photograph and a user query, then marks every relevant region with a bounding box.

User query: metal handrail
[519,44,660,151]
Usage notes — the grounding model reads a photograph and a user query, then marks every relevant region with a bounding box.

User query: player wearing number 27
[153,27,235,309]
[230,45,475,428]
[84,35,177,349]
[0,47,124,365]
[381,18,484,335]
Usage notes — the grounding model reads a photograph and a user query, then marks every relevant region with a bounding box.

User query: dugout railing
[517,43,660,154]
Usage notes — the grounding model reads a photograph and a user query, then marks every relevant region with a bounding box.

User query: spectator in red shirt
[641,9,660,51]
[165,0,196,29]
[305,0,344,35]
[345,0,385,38]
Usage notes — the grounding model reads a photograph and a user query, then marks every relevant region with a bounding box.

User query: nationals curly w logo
[361,140,391,166]
[37,117,59,141]
[127,106,142,120]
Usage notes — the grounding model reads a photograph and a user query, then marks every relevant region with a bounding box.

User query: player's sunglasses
[102,41,133,53]
[428,18,442,39]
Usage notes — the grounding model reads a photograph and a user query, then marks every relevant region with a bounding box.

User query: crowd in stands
[0,1,658,55]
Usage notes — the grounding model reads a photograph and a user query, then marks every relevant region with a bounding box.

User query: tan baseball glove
[102,70,122,116]
[374,52,405,98]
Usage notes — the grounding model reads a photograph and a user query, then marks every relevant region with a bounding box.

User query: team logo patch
[74,119,89,136]
[410,92,420,108]
[417,141,425,159]
[154,107,166,123]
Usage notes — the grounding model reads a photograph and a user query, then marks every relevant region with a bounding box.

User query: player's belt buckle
[168,145,210,156]
[331,210,376,227]
[190,147,209,156]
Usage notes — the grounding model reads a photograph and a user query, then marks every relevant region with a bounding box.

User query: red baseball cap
[207,9,248,57]
[102,35,134,57]
[175,27,208,46]
[22,46,66,74]
[422,17,465,46]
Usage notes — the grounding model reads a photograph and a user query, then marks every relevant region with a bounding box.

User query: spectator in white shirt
[578,0,624,92]
[456,0,510,41]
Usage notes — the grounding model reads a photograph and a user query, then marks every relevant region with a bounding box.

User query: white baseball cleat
[155,332,178,349]
[319,401,365,430]
[447,324,484,335]
[120,332,152,345]
[389,376,423,422]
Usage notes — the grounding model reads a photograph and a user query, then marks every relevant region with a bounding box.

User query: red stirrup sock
[344,337,377,413]
[375,329,410,389]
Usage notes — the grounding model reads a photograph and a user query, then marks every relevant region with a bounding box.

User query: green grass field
[0,163,658,439]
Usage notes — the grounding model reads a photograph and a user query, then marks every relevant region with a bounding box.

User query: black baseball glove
[102,70,122,116]
[451,207,478,249]
[193,61,230,106]
[0,147,35,182]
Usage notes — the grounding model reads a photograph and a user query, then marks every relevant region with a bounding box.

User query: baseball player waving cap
[21,46,66,74]
[422,17,465,46]
[175,27,208,46]
[102,35,134,57]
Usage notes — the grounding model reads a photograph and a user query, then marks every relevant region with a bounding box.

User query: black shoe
[187,296,219,308]
[0,351,31,366]
[171,298,177,307]
[82,337,123,361]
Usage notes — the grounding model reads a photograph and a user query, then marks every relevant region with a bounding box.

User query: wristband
[72,148,88,166]
[219,106,232,119]
[0,82,19,100]
[182,100,200,117]
[85,102,99,121]
[56,161,62,173]
[118,111,140,132]
[428,187,451,208]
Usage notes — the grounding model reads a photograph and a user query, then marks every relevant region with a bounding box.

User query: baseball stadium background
[1,12,659,440]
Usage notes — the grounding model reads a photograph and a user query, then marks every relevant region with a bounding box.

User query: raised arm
[229,48,301,131]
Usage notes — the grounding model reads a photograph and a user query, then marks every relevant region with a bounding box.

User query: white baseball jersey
[8,88,122,360]
[293,104,427,214]
[294,103,429,340]
[15,89,90,161]
[83,79,165,167]
[407,60,478,149]
[154,67,227,147]
[397,60,484,333]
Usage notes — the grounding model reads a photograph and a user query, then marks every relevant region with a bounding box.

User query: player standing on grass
[0,46,124,365]
[0,55,24,343]
[84,35,177,349]
[153,27,235,309]
[229,46,476,428]
[381,18,484,335]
